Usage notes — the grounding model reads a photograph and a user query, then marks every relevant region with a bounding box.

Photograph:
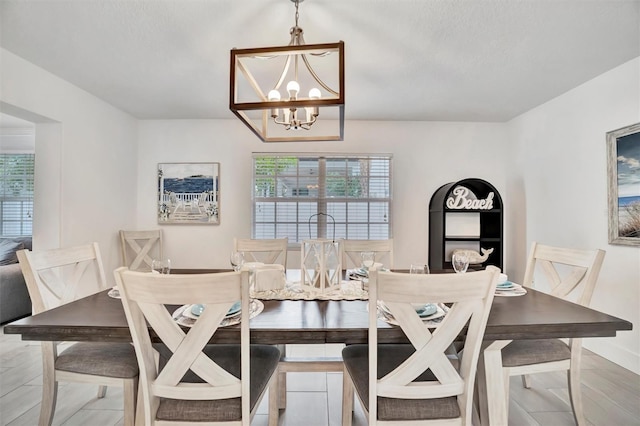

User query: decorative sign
[446,186,494,210]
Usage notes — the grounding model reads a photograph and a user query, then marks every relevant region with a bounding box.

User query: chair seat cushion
[55,342,138,378]
[502,339,571,367]
[155,344,280,422]
[342,344,460,421]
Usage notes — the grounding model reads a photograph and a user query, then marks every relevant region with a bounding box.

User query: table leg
[479,340,511,426]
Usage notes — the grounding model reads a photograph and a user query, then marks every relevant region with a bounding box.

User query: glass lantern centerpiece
[301,213,342,293]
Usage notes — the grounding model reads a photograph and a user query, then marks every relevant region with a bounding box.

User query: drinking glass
[452,253,469,274]
[151,258,171,274]
[410,264,430,274]
[230,251,245,272]
[360,251,375,270]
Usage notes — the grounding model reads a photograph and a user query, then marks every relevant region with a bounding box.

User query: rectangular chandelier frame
[230,41,344,143]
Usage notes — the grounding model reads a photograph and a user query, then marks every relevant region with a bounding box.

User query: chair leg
[277,344,287,409]
[568,363,586,425]
[278,370,287,409]
[503,369,511,422]
[97,385,107,398]
[476,348,489,426]
[342,369,354,426]
[122,378,137,426]
[135,382,145,426]
[481,340,511,426]
[40,373,58,426]
[268,372,279,426]
[521,374,532,389]
[472,374,481,426]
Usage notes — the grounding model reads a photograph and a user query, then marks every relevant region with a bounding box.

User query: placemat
[251,279,368,301]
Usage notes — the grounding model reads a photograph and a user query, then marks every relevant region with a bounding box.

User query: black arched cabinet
[429,178,503,271]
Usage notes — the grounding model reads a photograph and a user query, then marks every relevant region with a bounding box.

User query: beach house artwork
[157,162,220,225]
[607,123,640,246]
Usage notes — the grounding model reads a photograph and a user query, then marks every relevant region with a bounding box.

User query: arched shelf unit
[428,178,503,271]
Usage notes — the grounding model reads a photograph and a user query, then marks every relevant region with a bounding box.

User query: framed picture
[607,123,640,246]
[157,162,220,225]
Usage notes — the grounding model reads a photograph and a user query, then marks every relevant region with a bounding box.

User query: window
[253,154,392,245]
[0,154,34,236]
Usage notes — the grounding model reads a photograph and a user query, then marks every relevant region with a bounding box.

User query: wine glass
[360,251,375,270]
[151,258,171,274]
[410,264,430,274]
[230,251,245,272]
[452,253,469,274]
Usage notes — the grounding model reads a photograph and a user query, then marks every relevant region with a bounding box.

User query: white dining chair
[233,237,288,270]
[17,243,138,426]
[119,229,163,272]
[342,266,499,425]
[114,267,280,425]
[479,242,605,425]
[341,239,394,270]
[233,237,294,408]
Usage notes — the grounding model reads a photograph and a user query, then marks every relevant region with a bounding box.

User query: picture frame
[607,123,640,246]
[157,162,220,225]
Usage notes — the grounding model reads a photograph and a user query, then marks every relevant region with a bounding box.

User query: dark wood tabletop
[4,286,632,344]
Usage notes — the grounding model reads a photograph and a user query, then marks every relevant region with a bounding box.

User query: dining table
[4,268,632,425]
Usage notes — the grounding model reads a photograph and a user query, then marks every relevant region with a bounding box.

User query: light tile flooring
[1,327,638,426]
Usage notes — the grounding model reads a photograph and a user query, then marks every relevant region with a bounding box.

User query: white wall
[137,119,508,269]
[507,57,640,373]
[0,48,139,278]
[0,127,35,153]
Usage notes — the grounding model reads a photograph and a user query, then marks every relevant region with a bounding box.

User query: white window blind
[0,154,34,236]
[252,154,392,244]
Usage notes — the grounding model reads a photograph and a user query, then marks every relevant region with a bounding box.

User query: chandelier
[230,0,344,142]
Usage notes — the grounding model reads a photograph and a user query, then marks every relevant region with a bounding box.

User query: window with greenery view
[0,154,34,236]
[252,154,392,245]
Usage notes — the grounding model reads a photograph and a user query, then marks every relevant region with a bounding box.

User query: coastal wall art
[607,123,640,246]
[157,162,220,225]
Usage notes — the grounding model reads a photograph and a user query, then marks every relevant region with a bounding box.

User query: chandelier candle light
[230,0,345,142]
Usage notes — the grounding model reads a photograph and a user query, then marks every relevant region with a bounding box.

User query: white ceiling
[1,0,638,122]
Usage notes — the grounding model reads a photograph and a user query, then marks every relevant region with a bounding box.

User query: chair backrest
[17,242,108,314]
[233,238,288,269]
[341,239,394,269]
[522,242,605,307]
[114,268,251,424]
[120,230,163,271]
[367,266,499,423]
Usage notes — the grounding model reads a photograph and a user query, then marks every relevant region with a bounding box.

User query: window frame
[252,153,393,247]
[0,153,35,237]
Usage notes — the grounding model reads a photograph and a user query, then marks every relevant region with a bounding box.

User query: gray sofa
[0,236,32,324]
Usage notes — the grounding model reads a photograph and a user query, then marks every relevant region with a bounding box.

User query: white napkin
[241,262,264,271]
[497,273,508,284]
[254,264,286,292]
[369,262,384,271]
